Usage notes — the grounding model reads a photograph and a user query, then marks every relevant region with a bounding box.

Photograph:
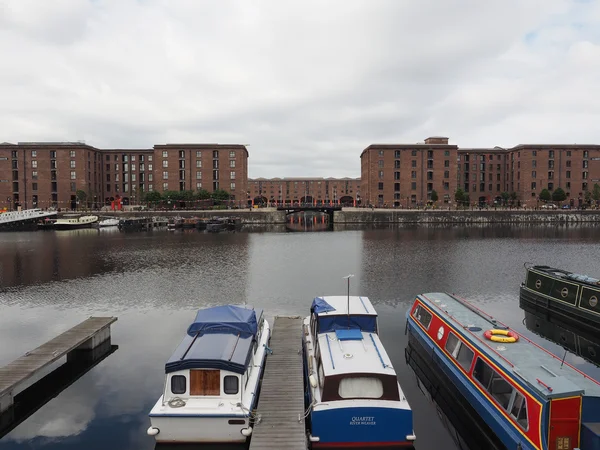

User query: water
[1,224,599,449]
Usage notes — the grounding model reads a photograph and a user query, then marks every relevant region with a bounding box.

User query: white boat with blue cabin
[147,305,270,443]
[302,295,415,448]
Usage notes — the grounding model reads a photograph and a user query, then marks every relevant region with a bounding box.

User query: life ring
[484,329,519,343]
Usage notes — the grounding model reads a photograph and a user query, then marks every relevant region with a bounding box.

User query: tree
[552,187,567,202]
[430,190,438,203]
[510,192,518,204]
[195,189,211,200]
[585,190,592,202]
[539,189,551,202]
[454,188,465,207]
[211,189,230,203]
[592,183,600,202]
[501,192,510,206]
[143,191,162,203]
[76,190,87,210]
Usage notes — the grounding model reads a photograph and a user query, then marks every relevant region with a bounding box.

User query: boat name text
[350,416,376,426]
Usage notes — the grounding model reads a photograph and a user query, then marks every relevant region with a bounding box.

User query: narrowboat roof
[528,265,600,286]
[317,330,396,377]
[415,292,600,400]
[165,331,254,375]
[311,296,377,317]
[186,305,261,338]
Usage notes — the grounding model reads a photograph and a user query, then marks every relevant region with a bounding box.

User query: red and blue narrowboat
[405,292,600,450]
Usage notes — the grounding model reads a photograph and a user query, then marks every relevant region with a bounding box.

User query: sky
[1,0,599,178]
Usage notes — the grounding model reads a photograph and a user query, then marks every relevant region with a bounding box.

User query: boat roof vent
[335,329,363,341]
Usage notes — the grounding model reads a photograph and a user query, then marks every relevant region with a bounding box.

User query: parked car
[541,203,557,209]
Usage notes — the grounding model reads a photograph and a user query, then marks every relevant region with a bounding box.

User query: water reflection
[1,225,600,449]
[286,212,331,232]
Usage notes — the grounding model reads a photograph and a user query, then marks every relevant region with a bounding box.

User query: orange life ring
[484,329,519,343]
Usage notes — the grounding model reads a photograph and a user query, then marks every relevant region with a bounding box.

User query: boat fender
[309,434,320,442]
[147,427,160,436]
[406,433,416,441]
[263,344,273,355]
[241,426,253,437]
[309,374,318,388]
[484,329,519,343]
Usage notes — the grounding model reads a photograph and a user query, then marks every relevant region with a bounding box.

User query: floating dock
[0,316,117,414]
[249,316,307,450]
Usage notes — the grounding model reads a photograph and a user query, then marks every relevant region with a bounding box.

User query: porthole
[589,296,598,308]
[437,326,445,341]
[535,280,542,289]
[561,287,569,298]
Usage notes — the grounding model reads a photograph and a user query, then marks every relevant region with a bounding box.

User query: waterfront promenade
[55,207,600,225]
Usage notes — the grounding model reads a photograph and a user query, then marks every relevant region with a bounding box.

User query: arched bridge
[277,205,342,223]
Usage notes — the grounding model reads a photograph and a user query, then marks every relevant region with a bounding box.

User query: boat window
[190,370,220,396]
[456,343,474,372]
[473,358,494,390]
[412,304,433,329]
[338,377,384,399]
[510,392,528,430]
[445,332,460,357]
[318,362,325,388]
[171,375,186,394]
[489,372,513,410]
[315,341,321,363]
[224,376,239,395]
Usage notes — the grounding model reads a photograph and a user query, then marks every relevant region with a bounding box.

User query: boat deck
[249,316,307,450]
[0,317,117,413]
[420,293,600,399]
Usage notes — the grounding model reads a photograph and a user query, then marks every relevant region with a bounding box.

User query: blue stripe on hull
[407,320,538,450]
[311,406,413,444]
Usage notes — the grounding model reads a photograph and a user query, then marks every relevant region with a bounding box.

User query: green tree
[454,188,465,207]
[211,189,230,203]
[592,183,600,202]
[585,190,592,202]
[539,189,551,202]
[552,187,567,202]
[501,192,510,206]
[510,192,518,205]
[143,191,162,203]
[430,190,438,203]
[76,190,87,210]
[195,189,211,200]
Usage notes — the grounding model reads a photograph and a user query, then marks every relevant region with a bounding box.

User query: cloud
[1,0,599,177]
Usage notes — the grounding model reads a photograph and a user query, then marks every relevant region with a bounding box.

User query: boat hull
[405,326,505,450]
[148,414,249,443]
[53,223,95,230]
[309,406,414,448]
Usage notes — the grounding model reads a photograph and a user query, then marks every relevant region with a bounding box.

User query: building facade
[248,177,360,206]
[0,142,249,210]
[360,137,459,207]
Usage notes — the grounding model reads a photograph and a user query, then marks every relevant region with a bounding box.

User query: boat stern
[310,405,415,448]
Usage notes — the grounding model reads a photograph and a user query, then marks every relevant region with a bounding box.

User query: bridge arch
[253,196,268,205]
[339,195,354,206]
[301,195,314,205]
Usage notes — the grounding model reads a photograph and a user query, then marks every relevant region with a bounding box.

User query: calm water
[1,224,599,449]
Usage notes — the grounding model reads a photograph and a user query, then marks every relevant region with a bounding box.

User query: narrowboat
[522,303,600,367]
[302,296,415,448]
[53,215,98,230]
[406,292,600,450]
[520,265,600,334]
[147,305,271,443]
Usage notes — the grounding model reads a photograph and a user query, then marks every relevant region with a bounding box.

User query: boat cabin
[162,306,265,406]
[408,293,600,450]
[310,296,378,335]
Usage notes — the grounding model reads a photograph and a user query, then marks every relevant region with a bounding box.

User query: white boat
[53,215,99,230]
[147,305,271,443]
[98,218,120,227]
[0,208,57,231]
[302,295,415,448]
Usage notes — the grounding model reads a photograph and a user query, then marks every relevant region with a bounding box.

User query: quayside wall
[64,209,600,224]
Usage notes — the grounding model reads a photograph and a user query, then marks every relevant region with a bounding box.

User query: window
[444,150,449,157]
[531,171,536,178]
[131,164,136,171]
[444,171,449,178]
[148,164,153,171]
[162,160,168,168]
[411,160,417,168]
[583,172,588,179]
[566,150,571,157]
[50,151,56,158]
[411,182,416,190]
[229,151,236,158]
[196,182,202,190]
[230,160,236,168]
[213,150,219,158]
[131,155,136,162]
[32,171,38,179]
[583,160,589,169]
[148,155,153,161]
[163,171,168,180]
[548,171,554,179]
[566,171,571,179]
[548,182,554,190]
[456,343,474,371]
[378,170,384,179]
[31,150,37,157]
[115,163,119,171]
[549,150,554,158]
[70,150,75,158]
[131,174,136,182]
[532,150,537,156]
[32,183,38,191]
[139,163,145,171]
[566,160,571,168]
[171,375,186,394]
[412,304,432,329]
[230,182,236,190]
[196,171,202,179]
[584,150,589,158]
[162,151,168,157]
[444,160,450,167]
[394,171,400,180]
[31,160,38,169]
[378,150,384,156]
[115,173,120,182]
[213,160,219,169]
[531,182,536,190]
[445,332,460,356]
[224,376,239,394]
[510,392,528,429]
[195,151,201,158]
[148,173,153,181]
[411,171,416,179]
[473,358,513,410]
[411,150,417,156]
[378,182,384,190]
[378,160,384,168]
[339,377,383,399]
[70,171,76,179]
[394,160,400,169]
[148,184,153,191]
[70,182,76,191]
[548,160,554,169]
[70,160,76,168]
[163,182,168,190]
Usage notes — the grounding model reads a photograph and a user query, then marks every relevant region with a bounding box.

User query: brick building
[360,137,459,207]
[0,142,249,210]
[248,177,360,206]
[457,147,509,205]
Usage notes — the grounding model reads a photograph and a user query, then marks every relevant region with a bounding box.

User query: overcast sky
[1,0,599,178]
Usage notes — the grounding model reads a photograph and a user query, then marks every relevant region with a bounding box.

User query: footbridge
[276,205,342,223]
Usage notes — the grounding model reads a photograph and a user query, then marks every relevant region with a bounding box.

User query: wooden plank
[250,316,307,450]
[0,317,117,397]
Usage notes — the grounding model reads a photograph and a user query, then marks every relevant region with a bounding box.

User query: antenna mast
[344,274,354,329]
